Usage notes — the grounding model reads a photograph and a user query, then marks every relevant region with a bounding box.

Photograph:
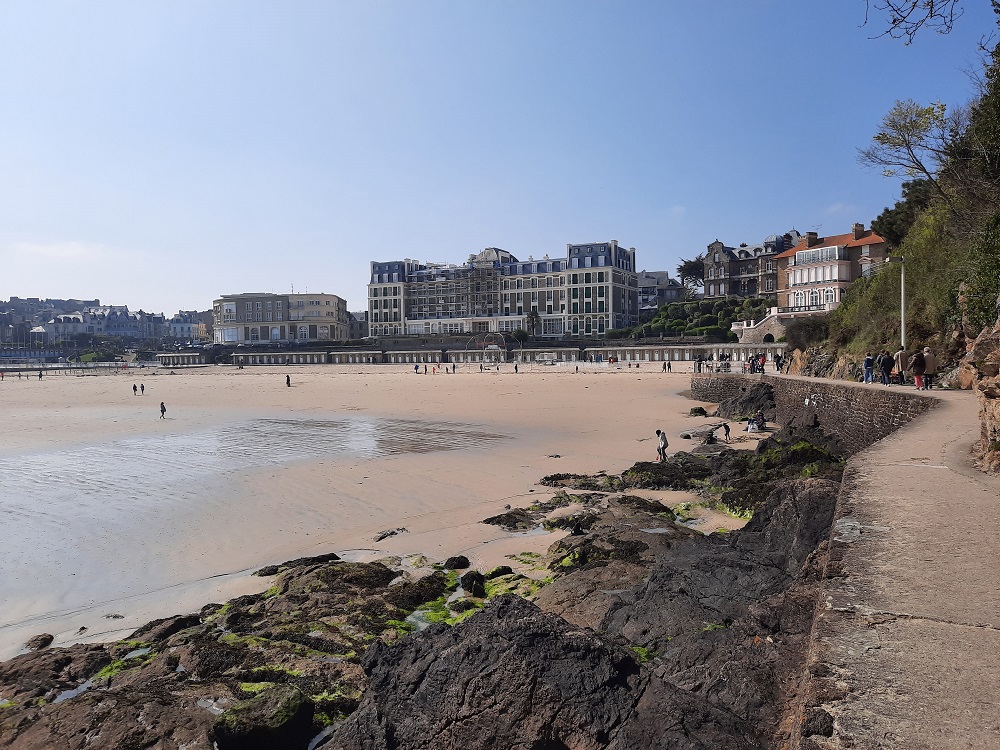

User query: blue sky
[0,1,994,314]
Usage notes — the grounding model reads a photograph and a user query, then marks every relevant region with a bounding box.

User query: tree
[510,328,529,344]
[858,99,958,203]
[871,178,936,247]
[676,255,705,289]
[863,0,967,44]
[524,310,541,337]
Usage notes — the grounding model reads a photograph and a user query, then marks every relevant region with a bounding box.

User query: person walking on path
[159,402,166,419]
[662,361,666,372]
[863,353,875,383]
[922,346,938,389]
[286,374,291,387]
[667,361,671,373]
[655,429,668,462]
[133,384,138,396]
[908,347,926,389]
[140,383,144,395]
[893,346,908,385]
[514,363,518,374]
[876,350,892,386]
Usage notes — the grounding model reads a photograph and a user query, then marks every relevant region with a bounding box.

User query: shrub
[785,315,830,351]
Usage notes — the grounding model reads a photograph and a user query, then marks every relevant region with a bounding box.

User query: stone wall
[691,373,937,451]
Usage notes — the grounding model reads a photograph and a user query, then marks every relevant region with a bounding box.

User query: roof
[774,229,886,259]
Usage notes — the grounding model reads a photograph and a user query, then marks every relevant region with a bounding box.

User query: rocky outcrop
[945,293,1000,472]
[0,558,453,750]
[330,435,845,750]
[714,380,777,422]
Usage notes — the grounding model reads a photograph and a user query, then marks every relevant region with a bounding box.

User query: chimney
[852,222,865,240]
[806,231,819,247]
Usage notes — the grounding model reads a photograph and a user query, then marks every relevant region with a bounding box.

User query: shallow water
[0,415,503,651]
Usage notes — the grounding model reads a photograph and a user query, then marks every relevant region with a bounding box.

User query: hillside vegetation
[609,296,774,342]
[827,28,1000,358]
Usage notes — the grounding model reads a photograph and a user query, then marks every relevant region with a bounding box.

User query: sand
[0,362,729,659]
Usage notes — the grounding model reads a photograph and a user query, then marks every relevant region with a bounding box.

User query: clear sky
[0,1,994,314]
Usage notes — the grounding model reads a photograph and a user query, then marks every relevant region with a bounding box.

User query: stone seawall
[691,373,937,451]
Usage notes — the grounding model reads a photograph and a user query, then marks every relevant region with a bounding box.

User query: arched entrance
[763,333,775,343]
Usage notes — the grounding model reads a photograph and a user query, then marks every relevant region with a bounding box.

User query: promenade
[802,385,1000,749]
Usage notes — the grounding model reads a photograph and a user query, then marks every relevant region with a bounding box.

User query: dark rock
[800,707,835,737]
[481,509,536,530]
[130,613,202,643]
[448,599,480,613]
[373,527,408,542]
[253,551,341,577]
[383,572,450,611]
[24,634,53,651]
[714,381,776,422]
[214,684,314,750]
[443,555,470,570]
[690,406,708,416]
[459,571,487,598]
[330,596,646,750]
[485,565,514,579]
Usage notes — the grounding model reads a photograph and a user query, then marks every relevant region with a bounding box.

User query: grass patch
[630,645,655,663]
[239,681,275,694]
[701,622,726,632]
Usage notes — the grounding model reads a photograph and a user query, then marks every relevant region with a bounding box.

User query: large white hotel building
[368,241,639,339]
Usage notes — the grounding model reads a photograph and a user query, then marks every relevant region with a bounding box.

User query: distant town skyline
[0,1,994,314]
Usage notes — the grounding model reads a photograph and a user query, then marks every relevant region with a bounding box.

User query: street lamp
[888,256,905,349]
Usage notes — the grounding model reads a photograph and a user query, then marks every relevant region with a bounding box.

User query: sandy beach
[0,362,727,660]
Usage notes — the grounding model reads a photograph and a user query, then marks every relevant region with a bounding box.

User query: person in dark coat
[908,347,926,390]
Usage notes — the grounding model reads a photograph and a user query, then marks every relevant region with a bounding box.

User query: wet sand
[0,363,723,659]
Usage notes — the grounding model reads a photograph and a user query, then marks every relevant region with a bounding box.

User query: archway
[763,333,775,343]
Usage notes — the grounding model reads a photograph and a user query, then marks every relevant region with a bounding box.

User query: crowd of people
[863,345,938,389]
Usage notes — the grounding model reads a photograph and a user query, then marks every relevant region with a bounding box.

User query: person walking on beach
[667,361,672,373]
[514,363,518,374]
[159,402,166,419]
[655,429,668,462]
[140,383,144,395]
[721,423,731,442]
[922,346,938,389]
[286,374,291,387]
[414,364,419,374]
[133,384,138,396]
[893,346,908,385]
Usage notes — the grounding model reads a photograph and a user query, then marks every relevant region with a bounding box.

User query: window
[298,326,309,339]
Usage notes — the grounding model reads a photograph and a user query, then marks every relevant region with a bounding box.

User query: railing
[777,304,834,313]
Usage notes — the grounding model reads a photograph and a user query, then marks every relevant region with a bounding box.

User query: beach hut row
[157,341,786,369]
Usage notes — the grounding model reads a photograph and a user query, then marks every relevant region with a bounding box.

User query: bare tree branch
[863,0,964,44]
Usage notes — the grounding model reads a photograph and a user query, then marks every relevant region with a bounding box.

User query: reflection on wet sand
[0,415,503,656]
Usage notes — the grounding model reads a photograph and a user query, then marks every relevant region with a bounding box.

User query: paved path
[806,388,1000,749]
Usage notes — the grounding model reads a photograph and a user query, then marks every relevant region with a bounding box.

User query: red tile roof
[774,229,886,259]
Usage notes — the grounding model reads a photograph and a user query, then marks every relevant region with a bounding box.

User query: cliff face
[949,295,1000,471]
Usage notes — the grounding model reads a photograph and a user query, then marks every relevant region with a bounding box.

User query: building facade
[168,310,209,341]
[703,231,800,299]
[368,241,639,339]
[638,270,685,321]
[212,292,349,345]
[775,223,887,313]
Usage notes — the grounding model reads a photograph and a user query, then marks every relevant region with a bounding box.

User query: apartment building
[168,310,209,341]
[703,231,800,299]
[774,223,887,313]
[212,292,348,344]
[638,271,685,321]
[367,241,639,339]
